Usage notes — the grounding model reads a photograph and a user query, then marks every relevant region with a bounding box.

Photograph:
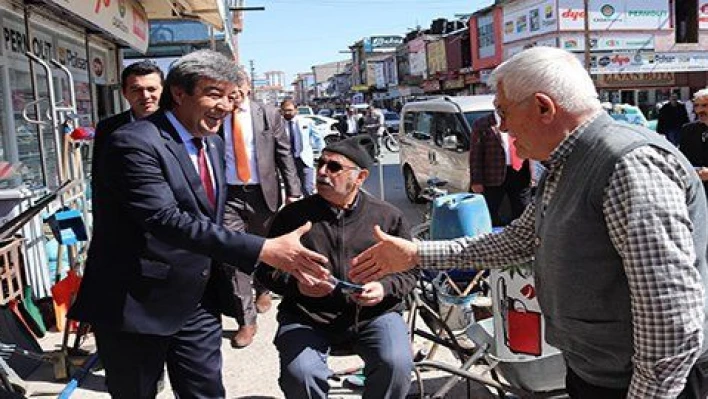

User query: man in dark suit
[222,68,303,348]
[91,60,163,178]
[68,50,329,399]
[469,112,531,226]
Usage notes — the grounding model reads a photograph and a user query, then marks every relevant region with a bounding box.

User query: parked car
[317,108,333,117]
[297,106,314,115]
[383,111,400,133]
[300,114,340,146]
[602,102,658,131]
[399,95,495,202]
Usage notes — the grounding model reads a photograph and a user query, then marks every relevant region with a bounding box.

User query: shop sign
[57,40,88,74]
[2,18,54,61]
[408,50,427,77]
[90,49,107,84]
[422,80,440,92]
[363,35,403,52]
[502,0,557,43]
[558,0,670,31]
[583,51,708,74]
[443,77,465,90]
[426,40,447,75]
[596,72,675,87]
[560,34,654,51]
[351,85,370,92]
[700,2,708,29]
[504,38,557,58]
[45,0,148,53]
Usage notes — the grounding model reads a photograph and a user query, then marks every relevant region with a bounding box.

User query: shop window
[0,69,14,189]
[10,69,59,189]
[675,0,698,43]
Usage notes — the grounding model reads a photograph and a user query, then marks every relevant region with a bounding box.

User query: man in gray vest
[349,47,708,398]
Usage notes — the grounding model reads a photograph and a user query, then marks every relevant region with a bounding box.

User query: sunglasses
[316,158,360,173]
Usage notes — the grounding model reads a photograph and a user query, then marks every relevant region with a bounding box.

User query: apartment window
[675,0,698,43]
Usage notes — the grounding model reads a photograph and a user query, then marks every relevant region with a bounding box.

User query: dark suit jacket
[229,100,301,212]
[69,110,265,335]
[92,110,132,180]
[469,113,529,187]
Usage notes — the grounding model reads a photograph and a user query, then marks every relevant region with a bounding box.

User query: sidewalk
[22,298,494,398]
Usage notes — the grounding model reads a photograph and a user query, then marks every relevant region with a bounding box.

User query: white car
[300,114,341,146]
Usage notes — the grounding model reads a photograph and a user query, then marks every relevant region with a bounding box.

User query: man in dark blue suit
[69,50,329,399]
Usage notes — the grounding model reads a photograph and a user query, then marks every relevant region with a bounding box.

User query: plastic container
[430,193,492,239]
[430,193,492,282]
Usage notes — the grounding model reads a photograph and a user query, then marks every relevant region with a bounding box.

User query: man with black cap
[255,135,416,399]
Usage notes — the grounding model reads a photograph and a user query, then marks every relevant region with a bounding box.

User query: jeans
[274,311,413,399]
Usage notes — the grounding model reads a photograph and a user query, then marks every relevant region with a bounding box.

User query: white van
[399,95,495,202]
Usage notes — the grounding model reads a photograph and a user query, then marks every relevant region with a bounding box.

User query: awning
[140,0,229,31]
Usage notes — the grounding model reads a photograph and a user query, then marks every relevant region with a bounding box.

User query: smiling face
[170,78,237,138]
[122,72,163,118]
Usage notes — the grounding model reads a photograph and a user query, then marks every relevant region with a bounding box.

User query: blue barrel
[430,193,492,240]
[429,193,492,283]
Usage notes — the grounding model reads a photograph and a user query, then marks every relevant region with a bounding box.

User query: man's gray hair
[159,50,239,110]
[488,46,602,115]
[693,88,708,101]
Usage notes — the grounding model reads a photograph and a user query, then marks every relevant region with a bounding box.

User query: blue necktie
[289,120,302,158]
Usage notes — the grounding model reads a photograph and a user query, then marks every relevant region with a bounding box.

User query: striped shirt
[418,112,705,397]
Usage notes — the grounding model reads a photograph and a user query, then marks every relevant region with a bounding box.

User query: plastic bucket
[432,274,477,331]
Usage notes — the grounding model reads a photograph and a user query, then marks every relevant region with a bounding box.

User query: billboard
[558,0,670,31]
[503,0,557,43]
[560,33,655,52]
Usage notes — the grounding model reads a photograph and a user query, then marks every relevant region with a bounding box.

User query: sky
[239,0,493,85]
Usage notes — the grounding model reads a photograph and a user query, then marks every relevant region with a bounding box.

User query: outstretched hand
[260,222,330,286]
[348,225,418,283]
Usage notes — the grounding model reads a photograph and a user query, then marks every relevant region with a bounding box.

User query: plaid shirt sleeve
[417,203,537,269]
[604,146,705,398]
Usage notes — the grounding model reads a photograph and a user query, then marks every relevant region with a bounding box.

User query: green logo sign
[600,4,615,17]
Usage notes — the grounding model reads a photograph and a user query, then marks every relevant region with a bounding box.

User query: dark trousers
[224,185,275,326]
[566,361,708,399]
[294,157,315,197]
[94,305,224,399]
[274,311,413,399]
[482,166,531,227]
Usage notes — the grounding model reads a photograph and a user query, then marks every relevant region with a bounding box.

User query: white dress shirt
[165,111,216,191]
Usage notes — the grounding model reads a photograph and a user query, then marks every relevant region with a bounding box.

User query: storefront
[0,0,147,298]
[0,0,148,190]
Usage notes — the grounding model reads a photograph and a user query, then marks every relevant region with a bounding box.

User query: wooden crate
[0,238,23,306]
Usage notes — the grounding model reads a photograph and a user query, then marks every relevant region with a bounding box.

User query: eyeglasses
[316,158,359,174]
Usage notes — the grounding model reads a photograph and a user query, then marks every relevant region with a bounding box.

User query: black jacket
[255,192,417,330]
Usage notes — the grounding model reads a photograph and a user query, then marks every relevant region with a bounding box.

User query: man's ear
[535,93,555,120]
[171,86,185,106]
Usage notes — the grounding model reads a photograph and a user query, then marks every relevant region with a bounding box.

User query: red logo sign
[95,0,110,13]
[132,8,147,41]
[701,3,708,14]
[561,9,585,21]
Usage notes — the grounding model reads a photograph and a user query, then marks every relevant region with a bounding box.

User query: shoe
[255,292,272,314]
[231,324,257,348]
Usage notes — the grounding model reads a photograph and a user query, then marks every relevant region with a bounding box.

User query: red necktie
[509,137,524,171]
[192,138,216,207]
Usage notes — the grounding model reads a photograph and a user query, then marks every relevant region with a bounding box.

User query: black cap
[323,135,376,170]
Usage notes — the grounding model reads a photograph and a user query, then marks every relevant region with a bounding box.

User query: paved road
[22,149,496,398]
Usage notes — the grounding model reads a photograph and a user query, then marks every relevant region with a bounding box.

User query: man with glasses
[255,135,416,399]
[351,47,708,398]
[221,68,303,348]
